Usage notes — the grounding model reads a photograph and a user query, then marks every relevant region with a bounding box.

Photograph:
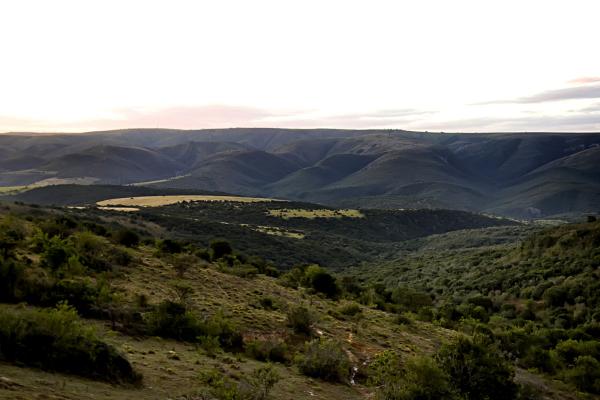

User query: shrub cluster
[296,338,351,383]
[0,304,141,384]
[370,335,518,400]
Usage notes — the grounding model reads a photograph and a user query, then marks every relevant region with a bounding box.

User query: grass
[0,241,453,400]
[267,209,365,219]
[240,224,306,239]
[0,186,28,194]
[96,195,282,207]
[0,178,100,196]
[97,206,141,212]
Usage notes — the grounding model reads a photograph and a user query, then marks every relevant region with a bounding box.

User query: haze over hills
[1,128,599,219]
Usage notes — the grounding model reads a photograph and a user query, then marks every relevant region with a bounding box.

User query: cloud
[264,109,436,129]
[109,105,279,129]
[577,102,600,113]
[476,84,600,105]
[568,77,600,84]
[0,106,434,132]
[408,113,600,133]
[2,104,599,134]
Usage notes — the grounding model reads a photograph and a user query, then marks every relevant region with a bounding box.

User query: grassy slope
[0,243,451,400]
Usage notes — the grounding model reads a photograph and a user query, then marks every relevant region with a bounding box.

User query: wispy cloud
[408,113,600,132]
[476,84,600,105]
[568,77,600,84]
[2,104,599,134]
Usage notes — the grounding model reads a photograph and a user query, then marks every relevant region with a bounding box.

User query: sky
[1,0,599,133]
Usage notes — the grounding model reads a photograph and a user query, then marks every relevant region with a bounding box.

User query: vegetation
[296,339,351,383]
[0,200,594,399]
[0,303,141,384]
[351,219,600,396]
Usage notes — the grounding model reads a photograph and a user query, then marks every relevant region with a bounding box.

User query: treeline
[355,219,600,395]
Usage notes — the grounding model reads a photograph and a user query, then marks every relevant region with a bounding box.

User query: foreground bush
[246,337,289,363]
[145,301,243,351]
[436,335,518,400]
[297,338,351,382]
[286,305,315,335]
[376,356,458,400]
[198,364,280,400]
[0,303,141,384]
[566,356,600,394]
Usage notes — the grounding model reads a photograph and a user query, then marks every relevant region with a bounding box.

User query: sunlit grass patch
[97,195,281,207]
[267,208,365,219]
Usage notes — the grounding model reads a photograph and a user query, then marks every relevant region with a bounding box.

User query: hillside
[3,187,517,268]
[0,202,585,400]
[1,129,600,218]
[346,219,600,396]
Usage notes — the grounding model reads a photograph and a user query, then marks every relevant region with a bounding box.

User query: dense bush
[113,228,140,247]
[198,365,280,400]
[145,300,203,341]
[156,238,183,254]
[333,302,362,320]
[0,259,24,302]
[210,239,233,260]
[297,338,351,383]
[246,337,289,363]
[286,305,315,335]
[0,304,141,384]
[145,301,243,351]
[566,355,600,393]
[375,356,458,400]
[436,335,518,400]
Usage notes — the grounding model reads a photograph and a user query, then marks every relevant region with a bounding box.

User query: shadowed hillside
[1,129,599,218]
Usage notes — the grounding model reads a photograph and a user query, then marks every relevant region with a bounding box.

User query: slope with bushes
[349,219,600,396]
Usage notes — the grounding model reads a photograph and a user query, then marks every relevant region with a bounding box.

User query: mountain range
[1,128,599,219]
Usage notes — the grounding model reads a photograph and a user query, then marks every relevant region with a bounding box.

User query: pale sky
[1,0,599,133]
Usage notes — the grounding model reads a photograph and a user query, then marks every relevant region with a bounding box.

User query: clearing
[97,195,281,207]
[267,208,365,219]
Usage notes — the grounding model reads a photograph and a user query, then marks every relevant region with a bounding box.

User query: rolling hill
[1,128,599,219]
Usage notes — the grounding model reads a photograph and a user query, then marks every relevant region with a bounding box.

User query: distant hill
[1,185,517,268]
[1,128,599,218]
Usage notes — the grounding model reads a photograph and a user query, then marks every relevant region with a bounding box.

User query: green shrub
[0,303,141,384]
[436,335,518,400]
[391,286,433,312]
[304,265,340,299]
[337,302,362,317]
[367,350,402,386]
[198,364,279,400]
[375,356,458,400]
[297,338,351,383]
[198,335,221,357]
[286,305,315,335]
[566,355,600,393]
[145,300,203,341]
[258,296,278,310]
[555,339,600,366]
[521,347,557,373]
[156,238,182,254]
[169,253,199,277]
[0,259,24,302]
[240,364,280,400]
[210,239,233,260]
[113,229,140,247]
[246,338,289,363]
[40,236,72,271]
[145,302,243,351]
[46,278,101,315]
[0,216,25,259]
[396,312,413,325]
[202,310,244,352]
